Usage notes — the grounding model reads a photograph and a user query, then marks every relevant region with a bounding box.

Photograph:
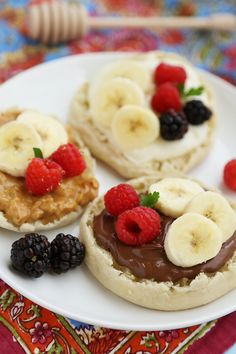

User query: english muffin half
[69,51,216,178]
[0,108,98,232]
[80,175,236,310]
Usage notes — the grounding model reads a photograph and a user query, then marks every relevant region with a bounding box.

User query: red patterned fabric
[1,0,236,353]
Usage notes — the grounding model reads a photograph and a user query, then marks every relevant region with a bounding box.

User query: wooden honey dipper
[27,0,236,45]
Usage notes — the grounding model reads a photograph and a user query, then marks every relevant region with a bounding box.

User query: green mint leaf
[179,84,204,98]
[140,192,160,208]
[33,147,43,158]
[184,86,204,97]
[178,83,185,95]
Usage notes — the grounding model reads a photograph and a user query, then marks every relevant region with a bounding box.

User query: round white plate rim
[2,50,236,95]
[0,52,127,91]
[0,52,235,330]
[2,261,236,331]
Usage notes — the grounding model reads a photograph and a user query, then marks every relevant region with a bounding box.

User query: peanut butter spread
[0,109,99,226]
[0,172,98,226]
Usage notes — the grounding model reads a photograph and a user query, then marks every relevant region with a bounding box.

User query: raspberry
[51,143,86,177]
[104,183,140,216]
[151,83,182,113]
[160,109,188,140]
[115,206,161,245]
[224,159,236,191]
[154,62,187,86]
[25,158,64,196]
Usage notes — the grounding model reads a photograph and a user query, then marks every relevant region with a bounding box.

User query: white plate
[0,53,235,331]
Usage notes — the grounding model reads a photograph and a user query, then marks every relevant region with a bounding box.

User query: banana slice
[0,121,43,177]
[164,213,222,267]
[149,178,204,218]
[89,59,151,99]
[90,78,145,127]
[111,105,159,151]
[185,191,236,242]
[17,111,68,157]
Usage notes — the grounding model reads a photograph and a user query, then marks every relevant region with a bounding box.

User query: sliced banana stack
[111,105,159,150]
[17,111,68,157]
[90,77,145,127]
[150,177,236,268]
[0,121,43,177]
[0,110,68,177]
[88,59,163,151]
[185,191,236,242]
[164,213,223,267]
[89,59,151,100]
[149,178,204,217]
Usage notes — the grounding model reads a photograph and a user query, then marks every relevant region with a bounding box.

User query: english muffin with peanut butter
[0,108,98,232]
[80,175,236,310]
[69,51,216,178]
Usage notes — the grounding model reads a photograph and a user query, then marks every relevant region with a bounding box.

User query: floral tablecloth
[1,0,236,353]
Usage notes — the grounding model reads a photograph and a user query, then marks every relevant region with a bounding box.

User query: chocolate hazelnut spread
[93,210,236,282]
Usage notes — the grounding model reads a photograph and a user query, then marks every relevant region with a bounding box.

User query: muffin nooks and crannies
[80,176,236,311]
[0,109,98,232]
[69,51,216,178]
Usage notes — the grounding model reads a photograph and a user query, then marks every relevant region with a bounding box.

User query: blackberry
[183,100,212,125]
[50,233,85,274]
[11,234,51,278]
[160,110,188,140]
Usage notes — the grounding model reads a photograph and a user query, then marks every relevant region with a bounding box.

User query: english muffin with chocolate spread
[80,175,236,310]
